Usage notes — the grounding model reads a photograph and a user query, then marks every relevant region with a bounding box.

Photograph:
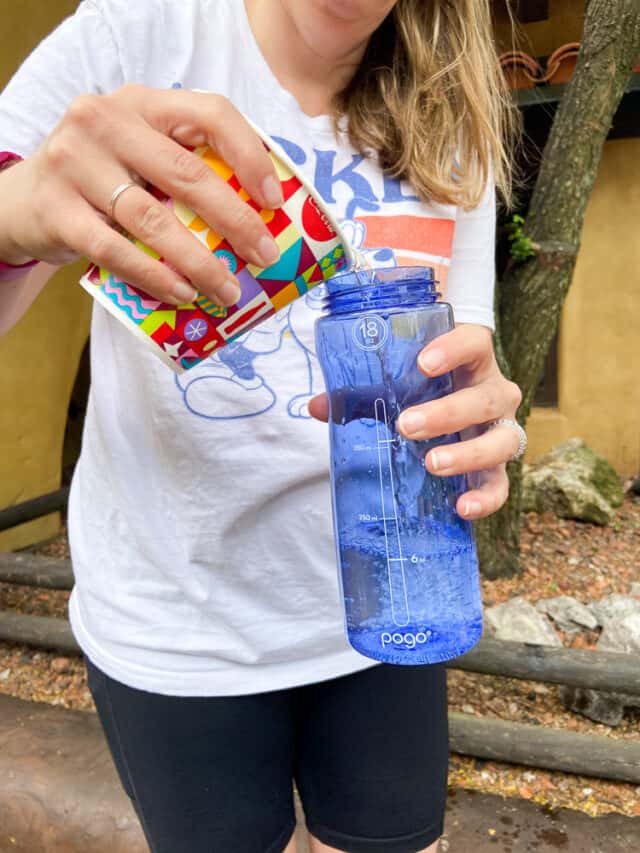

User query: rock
[630,476,640,496]
[484,598,562,646]
[560,686,640,727]
[521,438,624,525]
[590,594,640,627]
[562,606,640,727]
[50,657,72,674]
[535,596,598,634]
[597,613,640,654]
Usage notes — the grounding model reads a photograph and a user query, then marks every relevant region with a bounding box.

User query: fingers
[115,86,284,210]
[308,393,329,422]
[107,120,282,273]
[417,324,495,380]
[398,379,521,439]
[42,90,285,306]
[73,160,241,306]
[59,196,203,306]
[455,465,510,520]
[424,424,520,477]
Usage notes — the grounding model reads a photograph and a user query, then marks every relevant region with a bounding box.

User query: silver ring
[107,180,139,221]
[489,417,527,462]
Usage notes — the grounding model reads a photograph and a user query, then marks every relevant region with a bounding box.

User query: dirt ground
[1,490,639,818]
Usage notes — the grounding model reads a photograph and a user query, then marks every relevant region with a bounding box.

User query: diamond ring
[489,418,527,462]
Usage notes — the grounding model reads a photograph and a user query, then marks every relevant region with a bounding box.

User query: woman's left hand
[308,323,523,522]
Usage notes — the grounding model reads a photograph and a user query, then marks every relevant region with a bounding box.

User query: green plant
[506,214,536,263]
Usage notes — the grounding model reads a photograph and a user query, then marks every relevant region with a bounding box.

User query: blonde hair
[335,0,518,210]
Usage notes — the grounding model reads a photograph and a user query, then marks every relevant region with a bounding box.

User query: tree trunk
[478,0,640,577]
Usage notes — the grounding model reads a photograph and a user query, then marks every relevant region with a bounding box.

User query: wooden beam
[0,611,79,655]
[0,552,74,590]
[449,712,640,784]
[0,488,69,533]
[450,637,640,696]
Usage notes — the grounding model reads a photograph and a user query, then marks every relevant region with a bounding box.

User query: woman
[0,1,523,851]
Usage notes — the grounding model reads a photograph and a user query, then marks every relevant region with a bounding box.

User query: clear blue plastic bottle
[315,266,483,665]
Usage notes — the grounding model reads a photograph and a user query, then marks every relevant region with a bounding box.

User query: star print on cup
[184,318,209,342]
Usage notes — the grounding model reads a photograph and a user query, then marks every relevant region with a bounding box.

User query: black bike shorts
[85,653,448,853]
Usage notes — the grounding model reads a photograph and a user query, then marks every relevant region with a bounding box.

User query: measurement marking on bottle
[375,397,410,627]
[358,514,399,522]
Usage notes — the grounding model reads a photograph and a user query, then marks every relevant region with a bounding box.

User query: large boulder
[561,614,640,726]
[522,438,624,524]
[484,598,562,646]
[535,595,598,635]
[590,594,640,628]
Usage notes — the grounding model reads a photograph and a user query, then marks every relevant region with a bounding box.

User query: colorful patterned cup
[79,119,352,373]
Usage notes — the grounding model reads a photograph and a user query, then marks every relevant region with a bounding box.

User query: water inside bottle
[331,384,482,665]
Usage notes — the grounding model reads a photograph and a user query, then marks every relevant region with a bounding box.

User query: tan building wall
[494,0,585,55]
[0,0,91,551]
[496,0,640,474]
[527,138,640,474]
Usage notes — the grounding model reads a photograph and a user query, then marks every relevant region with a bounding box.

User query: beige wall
[494,0,586,55]
[0,0,91,550]
[497,1,640,475]
[527,139,640,474]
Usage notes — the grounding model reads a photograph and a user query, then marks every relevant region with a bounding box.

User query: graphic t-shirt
[0,0,496,695]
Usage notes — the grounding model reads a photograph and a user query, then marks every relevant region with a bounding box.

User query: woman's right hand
[2,85,285,306]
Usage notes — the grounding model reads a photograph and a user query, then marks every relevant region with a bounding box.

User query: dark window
[533,331,558,407]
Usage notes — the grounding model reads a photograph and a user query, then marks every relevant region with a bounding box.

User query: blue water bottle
[315,266,483,665]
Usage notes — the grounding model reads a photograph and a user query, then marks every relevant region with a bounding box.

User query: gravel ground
[1,490,639,818]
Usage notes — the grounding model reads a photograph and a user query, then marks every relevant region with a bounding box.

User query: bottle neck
[322,266,440,316]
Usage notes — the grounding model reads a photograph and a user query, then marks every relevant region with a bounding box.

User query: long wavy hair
[335,0,518,210]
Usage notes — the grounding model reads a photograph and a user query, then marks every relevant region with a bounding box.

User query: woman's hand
[309,323,523,521]
[1,86,284,306]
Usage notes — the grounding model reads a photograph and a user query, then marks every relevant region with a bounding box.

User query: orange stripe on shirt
[359,216,455,259]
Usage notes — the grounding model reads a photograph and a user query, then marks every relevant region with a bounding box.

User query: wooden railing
[1,550,639,785]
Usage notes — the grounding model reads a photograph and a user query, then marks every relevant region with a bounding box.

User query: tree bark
[478,0,640,577]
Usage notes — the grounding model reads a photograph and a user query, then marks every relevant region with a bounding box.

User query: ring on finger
[488,418,527,462]
[107,175,142,221]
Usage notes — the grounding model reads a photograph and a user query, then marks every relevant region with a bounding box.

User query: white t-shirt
[0,0,495,696]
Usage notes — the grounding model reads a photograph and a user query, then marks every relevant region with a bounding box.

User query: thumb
[308,392,329,422]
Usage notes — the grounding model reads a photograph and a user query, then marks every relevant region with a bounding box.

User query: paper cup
[79,119,352,373]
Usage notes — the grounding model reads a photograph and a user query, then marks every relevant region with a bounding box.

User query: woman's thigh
[294,663,448,853]
[84,654,297,853]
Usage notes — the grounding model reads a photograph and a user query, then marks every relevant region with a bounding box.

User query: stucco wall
[527,138,640,473]
[495,0,640,474]
[494,0,586,55]
[0,0,91,550]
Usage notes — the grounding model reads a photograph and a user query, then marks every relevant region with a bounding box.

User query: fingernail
[430,449,453,471]
[399,411,426,435]
[262,175,284,209]
[218,279,241,306]
[419,348,445,373]
[172,281,198,305]
[256,235,281,267]
[462,500,482,517]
